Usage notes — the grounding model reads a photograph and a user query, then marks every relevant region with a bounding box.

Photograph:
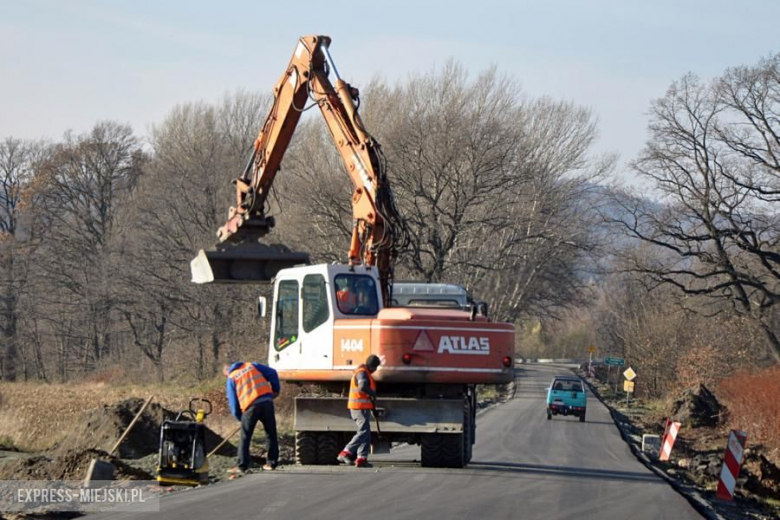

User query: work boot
[337,451,354,465]
[355,457,372,468]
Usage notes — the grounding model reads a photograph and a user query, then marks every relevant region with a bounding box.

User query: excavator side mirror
[257,296,267,318]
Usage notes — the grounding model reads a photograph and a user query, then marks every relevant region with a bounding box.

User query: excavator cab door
[268,269,333,371]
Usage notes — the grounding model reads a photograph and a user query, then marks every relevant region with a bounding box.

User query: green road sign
[604,356,625,366]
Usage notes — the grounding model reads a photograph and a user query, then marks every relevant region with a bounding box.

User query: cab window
[334,274,379,316]
[553,380,583,393]
[274,280,299,350]
[303,274,329,332]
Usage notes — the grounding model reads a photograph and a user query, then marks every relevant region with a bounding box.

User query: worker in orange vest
[336,285,358,314]
[224,361,280,477]
[337,354,381,468]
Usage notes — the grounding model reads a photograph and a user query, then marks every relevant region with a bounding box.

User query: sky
[1,0,778,179]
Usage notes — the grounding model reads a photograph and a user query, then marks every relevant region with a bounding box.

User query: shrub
[717,365,780,449]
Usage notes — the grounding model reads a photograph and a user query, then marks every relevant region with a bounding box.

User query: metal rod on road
[207,425,242,459]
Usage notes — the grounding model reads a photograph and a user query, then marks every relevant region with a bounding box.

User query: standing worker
[224,361,280,476]
[337,354,381,468]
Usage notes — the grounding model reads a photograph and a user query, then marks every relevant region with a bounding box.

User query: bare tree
[0,138,51,380]
[31,122,143,373]
[606,63,780,362]
[116,92,272,380]
[276,63,611,324]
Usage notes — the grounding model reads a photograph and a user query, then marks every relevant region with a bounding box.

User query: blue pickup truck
[546,376,587,422]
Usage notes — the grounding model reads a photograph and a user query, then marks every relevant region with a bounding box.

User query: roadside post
[716,430,748,501]
[587,345,596,377]
[623,367,637,406]
[659,419,682,461]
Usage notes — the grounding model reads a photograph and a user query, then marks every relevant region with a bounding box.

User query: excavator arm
[193,35,405,304]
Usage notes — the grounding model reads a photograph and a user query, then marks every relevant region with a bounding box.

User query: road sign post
[587,345,596,378]
[623,379,635,405]
[623,367,637,406]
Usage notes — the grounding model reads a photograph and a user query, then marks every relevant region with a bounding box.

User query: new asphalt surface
[91,363,701,519]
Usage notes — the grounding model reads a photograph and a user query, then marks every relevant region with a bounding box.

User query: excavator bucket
[191,243,309,284]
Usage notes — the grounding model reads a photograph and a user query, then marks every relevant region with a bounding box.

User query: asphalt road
[92,364,701,520]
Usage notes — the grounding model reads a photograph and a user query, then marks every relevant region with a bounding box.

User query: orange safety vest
[337,289,357,312]
[230,364,273,412]
[348,365,376,410]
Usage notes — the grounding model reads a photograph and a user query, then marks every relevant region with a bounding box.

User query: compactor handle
[189,398,212,422]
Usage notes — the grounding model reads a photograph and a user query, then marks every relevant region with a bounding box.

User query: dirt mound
[668,383,724,428]
[0,449,152,480]
[744,451,780,498]
[54,398,233,459]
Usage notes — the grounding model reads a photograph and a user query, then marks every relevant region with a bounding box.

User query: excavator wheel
[421,433,465,468]
[421,434,441,468]
[295,432,317,465]
[441,433,465,468]
[463,410,473,465]
[316,433,340,465]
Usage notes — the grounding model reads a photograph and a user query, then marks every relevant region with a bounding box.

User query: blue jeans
[238,399,278,470]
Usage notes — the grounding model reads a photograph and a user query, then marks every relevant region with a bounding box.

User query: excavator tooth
[191,244,309,284]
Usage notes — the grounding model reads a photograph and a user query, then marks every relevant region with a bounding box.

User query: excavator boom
[193,36,405,304]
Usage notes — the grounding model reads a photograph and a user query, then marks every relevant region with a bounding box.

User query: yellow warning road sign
[587,345,597,353]
[623,380,635,393]
[623,367,637,381]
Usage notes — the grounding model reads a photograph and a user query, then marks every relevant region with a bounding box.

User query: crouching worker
[338,354,381,468]
[224,361,280,476]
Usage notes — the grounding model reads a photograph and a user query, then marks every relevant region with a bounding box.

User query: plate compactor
[157,398,212,486]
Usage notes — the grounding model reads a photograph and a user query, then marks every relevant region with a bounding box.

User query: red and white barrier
[716,430,748,501]
[659,419,681,461]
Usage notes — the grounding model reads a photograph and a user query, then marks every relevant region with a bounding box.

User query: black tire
[579,413,586,423]
[547,410,552,420]
[295,431,317,465]
[441,433,465,468]
[463,410,473,465]
[421,434,442,468]
[422,433,465,468]
[316,432,340,465]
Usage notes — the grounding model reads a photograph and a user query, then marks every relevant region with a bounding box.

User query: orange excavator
[192,36,515,468]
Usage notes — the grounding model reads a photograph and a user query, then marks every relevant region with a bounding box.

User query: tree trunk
[2,341,17,382]
[211,330,221,376]
[197,338,205,381]
[757,318,780,364]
